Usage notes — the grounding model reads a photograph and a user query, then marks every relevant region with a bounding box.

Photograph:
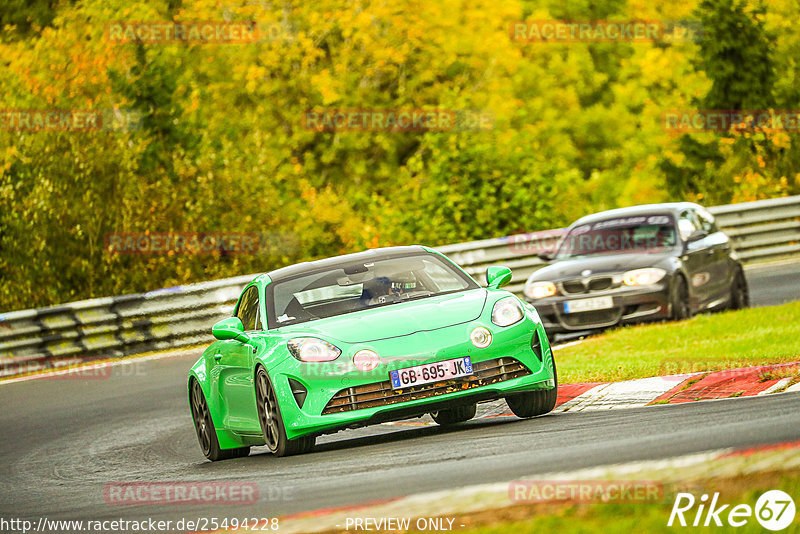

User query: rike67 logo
[668,490,796,531]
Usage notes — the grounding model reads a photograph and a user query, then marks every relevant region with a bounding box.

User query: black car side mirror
[537,252,554,261]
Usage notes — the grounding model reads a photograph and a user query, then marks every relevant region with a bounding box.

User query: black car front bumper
[527,282,672,335]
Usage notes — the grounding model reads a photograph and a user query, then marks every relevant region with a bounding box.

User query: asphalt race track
[0,263,798,527]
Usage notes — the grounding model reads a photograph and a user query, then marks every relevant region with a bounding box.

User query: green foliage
[0,0,61,38]
[694,0,775,110]
[0,0,799,311]
[660,0,798,205]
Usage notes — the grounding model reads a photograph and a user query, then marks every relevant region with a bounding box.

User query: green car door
[215,285,261,433]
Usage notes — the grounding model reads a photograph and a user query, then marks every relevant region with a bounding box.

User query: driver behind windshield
[362,273,418,305]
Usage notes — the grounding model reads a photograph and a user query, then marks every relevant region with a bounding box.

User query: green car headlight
[491,296,524,327]
[287,337,342,362]
[623,267,667,286]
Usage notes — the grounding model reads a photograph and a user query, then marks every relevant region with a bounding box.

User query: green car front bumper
[268,315,554,440]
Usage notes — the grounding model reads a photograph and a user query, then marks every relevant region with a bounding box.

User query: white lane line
[758,377,793,395]
[784,381,800,394]
[557,373,701,411]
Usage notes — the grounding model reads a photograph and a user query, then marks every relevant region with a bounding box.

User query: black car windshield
[266,253,478,329]
[555,214,678,259]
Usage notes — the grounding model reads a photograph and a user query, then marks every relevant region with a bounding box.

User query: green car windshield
[266,253,478,328]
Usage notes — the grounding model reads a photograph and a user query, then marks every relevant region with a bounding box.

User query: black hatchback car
[523,203,749,338]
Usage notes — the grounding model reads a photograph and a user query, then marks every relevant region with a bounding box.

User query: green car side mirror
[486,265,513,289]
[212,317,251,343]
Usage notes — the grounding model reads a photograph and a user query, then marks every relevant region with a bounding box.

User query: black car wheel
[431,404,477,425]
[730,268,749,309]
[255,367,315,457]
[506,358,558,418]
[190,379,250,461]
[669,275,691,320]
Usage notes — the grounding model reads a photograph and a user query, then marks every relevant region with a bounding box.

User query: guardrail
[708,196,800,262]
[2,196,799,377]
[0,276,252,377]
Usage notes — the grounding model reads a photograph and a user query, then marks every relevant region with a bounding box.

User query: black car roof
[266,245,430,282]
[571,202,701,227]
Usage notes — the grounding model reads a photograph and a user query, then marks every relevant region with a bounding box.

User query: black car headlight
[524,281,557,299]
[623,268,667,286]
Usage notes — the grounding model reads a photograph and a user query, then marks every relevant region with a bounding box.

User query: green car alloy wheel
[188,245,557,461]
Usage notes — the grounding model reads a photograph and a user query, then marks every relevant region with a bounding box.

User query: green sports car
[188,246,557,461]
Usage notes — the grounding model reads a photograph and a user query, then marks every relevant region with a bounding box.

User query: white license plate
[390,357,473,389]
[563,296,614,314]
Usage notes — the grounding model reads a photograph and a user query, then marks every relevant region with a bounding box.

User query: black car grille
[560,309,621,328]
[321,357,532,415]
[588,277,613,291]
[562,280,587,294]
[561,276,615,294]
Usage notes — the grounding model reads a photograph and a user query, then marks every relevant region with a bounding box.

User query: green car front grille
[322,356,532,415]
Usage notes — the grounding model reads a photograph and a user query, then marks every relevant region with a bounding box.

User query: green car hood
[279,289,488,344]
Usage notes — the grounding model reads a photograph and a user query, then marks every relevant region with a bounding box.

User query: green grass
[456,470,800,534]
[554,301,800,384]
